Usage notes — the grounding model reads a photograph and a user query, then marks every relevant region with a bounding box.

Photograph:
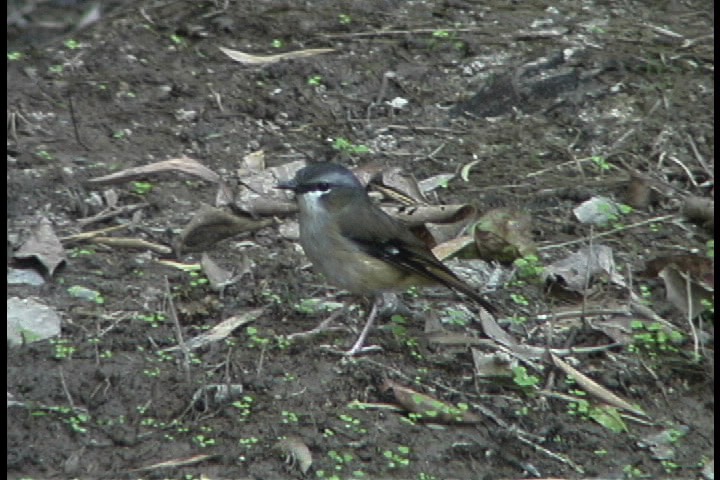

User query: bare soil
[7,1,714,479]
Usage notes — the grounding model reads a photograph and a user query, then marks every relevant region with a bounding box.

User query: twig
[165,276,191,381]
[684,272,701,360]
[68,95,90,151]
[516,432,585,473]
[538,214,677,250]
[58,366,77,411]
[666,154,699,187]
[88,236,173,255]
[75,202,149,226]
[320,27,492,39]
[687,134,713,181]
[60,224,130,243]
[284,310,348,341]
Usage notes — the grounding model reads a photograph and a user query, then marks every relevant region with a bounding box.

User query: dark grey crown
[294,163,362,188]
[276,163,363,194]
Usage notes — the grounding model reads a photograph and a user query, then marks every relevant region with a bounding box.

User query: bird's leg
[345,295,383,356]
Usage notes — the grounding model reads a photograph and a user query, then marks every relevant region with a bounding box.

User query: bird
[276,162,495,355]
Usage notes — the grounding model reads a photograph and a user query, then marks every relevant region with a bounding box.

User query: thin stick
[538,214,677,251]
[165,276,191,381]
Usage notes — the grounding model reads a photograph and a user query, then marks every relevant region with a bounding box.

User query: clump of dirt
[8,1,713,479]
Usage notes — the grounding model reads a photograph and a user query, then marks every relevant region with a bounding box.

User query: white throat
[296,190,330,221]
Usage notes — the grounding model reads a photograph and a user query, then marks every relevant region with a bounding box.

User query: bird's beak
[275,178,297,191]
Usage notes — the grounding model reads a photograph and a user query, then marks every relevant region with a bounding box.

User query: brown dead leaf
[368,166,427,204]
[681,196,713,231]
[236,160,306,216]
[384,204,476,226]
[550,353,646,417]
[380,379,483,424]
[161,309,262,352]
[13,217,66,276]
[240,149,266,172]
[177,206,273,253]
[544,244,625,293]
[473,208,537,263]
[659,264,714,319]
[432,235,477,261]
[87,156,220,184]
[219,45,334,65]
[638,254,713,318]
[275,435,313,474]
[200,253,234,290]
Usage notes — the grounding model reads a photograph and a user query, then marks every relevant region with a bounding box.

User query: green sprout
[64,39,81,50]
[338,14,352,25]
[245,326,270,348]
[271,39,284,48]
[281,410,299,424]
[170,34,186,46]
[7,51,23,61]
[231,396,255,420]
[36,149,54,161]
[50,338,77,360]
[338,413,367,434]
[193,434,216,448]
[591,155,611,172]
[308,75,323,86]
[629,321,684,355]
[136,312,167,328]
[131,181,153,195]
[514,254,544,279]
[509,293,529,306]
[383,445,411,469]
[332,137,370,154]
[512,366,540,389]
[442,308,472,327]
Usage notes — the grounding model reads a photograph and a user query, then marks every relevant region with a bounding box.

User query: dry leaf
[177,206,273,253]
[368,166,427,204]
[219,46,333,65]
[573,196,622,226]
[236,160,306,216]
[544,244,625,293]
[381,379,483,424]
[240,150,266,172]
[275,435,313,474]
[472,349,517,378]
[13,217,66,276]
[88,156,220,184]
[473,208,537,263]
[659,264,713,319]
[550,353,646,417]
[191,384,245,411]
[161,309,262,352]
[432,235,477,261]
[200,253,234,290]
[681,196,713,230]
[418,173,455,192]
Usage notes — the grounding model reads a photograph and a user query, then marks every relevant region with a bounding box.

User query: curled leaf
[177,205,273,253]
[88,156,220,184]
[275,435,312,474]
[13,217,66,276]
[381,379,482,424]
[473,208,537,263]
[220,46,333,65]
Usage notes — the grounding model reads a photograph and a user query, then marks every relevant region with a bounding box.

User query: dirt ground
[7,1,714,479]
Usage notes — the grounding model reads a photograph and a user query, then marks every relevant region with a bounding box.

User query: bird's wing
[339,197,496,313]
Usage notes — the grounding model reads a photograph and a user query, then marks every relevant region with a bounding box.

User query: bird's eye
[315,182,330,192]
